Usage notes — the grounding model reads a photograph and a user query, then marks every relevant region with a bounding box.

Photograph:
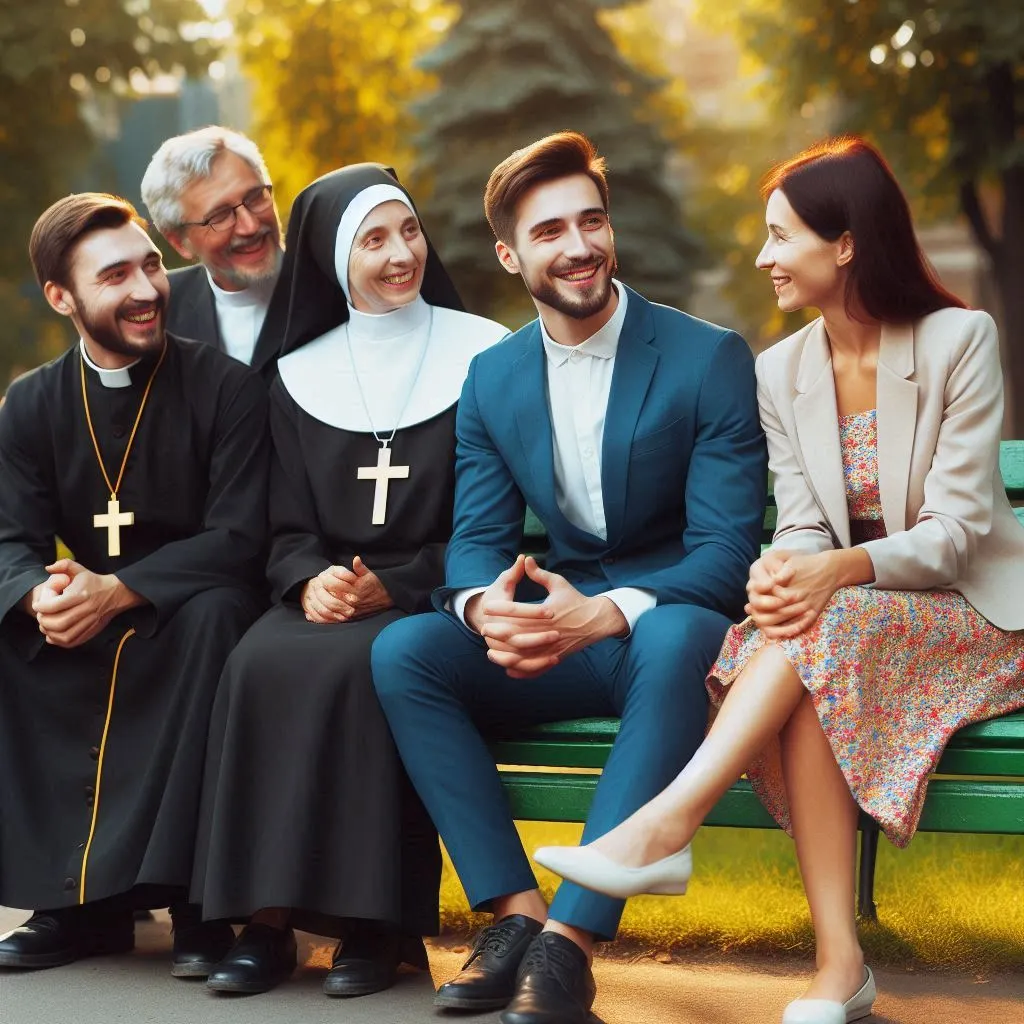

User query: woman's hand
[322,556,394,621]
[746,550,840,640]
[301,569,353,624]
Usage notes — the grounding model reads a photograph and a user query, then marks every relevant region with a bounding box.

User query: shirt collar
[205,268,277,310]
[78,339,137,389]
[540,281,628,367]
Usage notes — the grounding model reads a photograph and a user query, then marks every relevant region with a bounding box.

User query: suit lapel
[601,291,657,547]
[875,321,917,537]
[512,324,560,523]
[792,321,850,547]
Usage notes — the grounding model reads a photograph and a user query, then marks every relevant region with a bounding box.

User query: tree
[699,0,1024,432]
[412,0,702,324]
[230,0,454,219]
[0,0,211,381]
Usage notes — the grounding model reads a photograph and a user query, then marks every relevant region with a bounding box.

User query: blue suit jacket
[435,286,767,622]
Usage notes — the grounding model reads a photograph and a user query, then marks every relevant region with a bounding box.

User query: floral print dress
[708,410,1024,847]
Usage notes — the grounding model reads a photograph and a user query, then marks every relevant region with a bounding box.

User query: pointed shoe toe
[782,968,876,1024]
[533,843,692,899]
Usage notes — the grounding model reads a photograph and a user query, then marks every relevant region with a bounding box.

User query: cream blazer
[756,307,1024,631]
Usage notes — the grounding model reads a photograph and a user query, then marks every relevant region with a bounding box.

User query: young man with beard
[141,127,285,380]
[372,133,767,1024]
[0,194,269,975]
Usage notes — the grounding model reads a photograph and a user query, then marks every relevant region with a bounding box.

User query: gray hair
[140,125,271,235]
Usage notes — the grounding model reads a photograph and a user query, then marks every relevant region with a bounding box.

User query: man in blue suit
[372,132,766,1024]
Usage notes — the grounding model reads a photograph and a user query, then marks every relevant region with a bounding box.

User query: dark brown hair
[29,192,147,289]
[761,137,965,322]
[485,131,610,244]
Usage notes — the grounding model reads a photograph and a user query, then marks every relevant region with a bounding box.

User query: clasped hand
[26,558,141,649]
[745,549,839,640]
[466,555,627,679]
[301,556,393,624]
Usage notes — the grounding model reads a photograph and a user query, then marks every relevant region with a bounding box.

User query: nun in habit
[192,164,509,997]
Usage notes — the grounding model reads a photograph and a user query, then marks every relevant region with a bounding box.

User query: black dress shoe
[206,923,297,994]
[434,914,543,1010]
[499,932,599,1024]
[323,921,428,997]
[0,907,134,969]
[169,903,235,979]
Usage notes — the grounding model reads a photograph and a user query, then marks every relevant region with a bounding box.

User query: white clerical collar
[541,281,628,367]
[205,268,277,309]
[347,295,431,344]
[79,339,137,389]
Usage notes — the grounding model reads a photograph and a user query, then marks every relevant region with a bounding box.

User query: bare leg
[591,644,804,866]
[781,693,865,1002]
[492,889,548,926]
[250,907,291,929]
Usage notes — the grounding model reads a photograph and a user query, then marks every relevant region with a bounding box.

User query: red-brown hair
[485,131,609,244]
[29,192,147,290]
[761,137,965,322]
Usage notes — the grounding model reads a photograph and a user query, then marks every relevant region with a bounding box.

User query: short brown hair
[29,192,147,290]
[484,131,609,245]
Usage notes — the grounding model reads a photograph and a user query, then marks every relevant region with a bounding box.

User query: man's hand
[301,557,393,624]
[476,556,628,679]
[22,571,72,616]
[34,559,144,649]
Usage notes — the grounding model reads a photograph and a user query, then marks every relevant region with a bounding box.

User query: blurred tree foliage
[0,0,211,384]
[412,0,702,324]
[698,0,1024,431]
[230,0,455,221]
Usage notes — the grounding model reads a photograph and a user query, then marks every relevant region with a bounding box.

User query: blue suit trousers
[371,602,731,940]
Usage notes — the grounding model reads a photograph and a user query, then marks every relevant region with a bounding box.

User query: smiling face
[45,221,170,363]
[170,150,283,291]
[345,200,428,314]
[756,188,853,314]
[497,173,616,322]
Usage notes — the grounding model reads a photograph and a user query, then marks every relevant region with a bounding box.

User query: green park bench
[491,439,1024,921]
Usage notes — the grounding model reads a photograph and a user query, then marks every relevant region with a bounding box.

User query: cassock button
[85,785,95,806]
[111,423,127,439]
[63,877,76,891]
[602,556,616,565]
[89,746,100,760]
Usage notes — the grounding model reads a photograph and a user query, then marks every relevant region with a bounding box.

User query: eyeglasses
[181,184,275,232]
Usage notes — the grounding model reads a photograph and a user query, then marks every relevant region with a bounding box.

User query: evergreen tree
[412,0,701,322]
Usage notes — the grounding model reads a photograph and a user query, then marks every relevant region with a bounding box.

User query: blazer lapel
[875,321,917,537]
[792,321,850,547]
[512,325,560,523]
[601,292,657,547]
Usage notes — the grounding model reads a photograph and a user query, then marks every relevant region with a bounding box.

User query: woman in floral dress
[534,137,1024,1024]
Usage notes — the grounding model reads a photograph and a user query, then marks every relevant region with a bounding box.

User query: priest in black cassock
[0,194,269,975]
[192,165,508,998]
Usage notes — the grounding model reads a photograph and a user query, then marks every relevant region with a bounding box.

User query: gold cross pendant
[94,496,134,557]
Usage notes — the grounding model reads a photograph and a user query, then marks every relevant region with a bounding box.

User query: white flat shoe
[781,967,876,1024]
[533,843,692,899]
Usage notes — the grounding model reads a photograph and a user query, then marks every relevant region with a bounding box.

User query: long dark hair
[761,137,965,322]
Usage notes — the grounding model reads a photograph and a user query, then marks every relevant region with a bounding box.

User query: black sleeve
[116,370,270,635]
[0,379,58,657]
[373,542,447,614]
[265,382,332,604]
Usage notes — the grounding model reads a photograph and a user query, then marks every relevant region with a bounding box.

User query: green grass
[439,822,1024,973]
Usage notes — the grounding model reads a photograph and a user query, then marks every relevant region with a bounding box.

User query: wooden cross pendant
[94,496,134,557]
[357,443,410,525]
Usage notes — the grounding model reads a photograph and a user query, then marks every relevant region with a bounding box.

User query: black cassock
[0,336,268,911]
[192,378,448,938]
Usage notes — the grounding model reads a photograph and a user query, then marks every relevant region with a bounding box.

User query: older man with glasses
[142,127,286,379]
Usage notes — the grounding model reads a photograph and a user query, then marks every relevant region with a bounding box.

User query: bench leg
[857,821,880,922]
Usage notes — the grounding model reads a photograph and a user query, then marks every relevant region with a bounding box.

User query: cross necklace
[347,308,432,526]
[80,342,167,556]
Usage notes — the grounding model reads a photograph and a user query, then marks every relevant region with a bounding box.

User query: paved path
[1,908,1021,1023]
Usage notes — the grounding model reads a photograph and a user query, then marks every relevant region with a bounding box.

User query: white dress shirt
[454,283,656,631]
[207,271,276,366]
